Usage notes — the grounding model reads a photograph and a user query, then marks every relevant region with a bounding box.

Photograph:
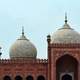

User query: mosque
[0,14,80,80]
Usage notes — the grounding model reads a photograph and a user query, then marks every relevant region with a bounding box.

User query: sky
[0,0,80,59]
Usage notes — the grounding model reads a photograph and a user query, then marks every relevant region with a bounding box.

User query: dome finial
[65,12,67,23]
[22,26,24,36]
[59,13,72,30]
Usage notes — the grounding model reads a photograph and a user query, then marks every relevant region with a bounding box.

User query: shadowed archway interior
[3,76,11,80]
[62,74,72,80]
[56,54,78,80]
[37,75,45,80]
[26,75,33,80]
[15,75,22,80]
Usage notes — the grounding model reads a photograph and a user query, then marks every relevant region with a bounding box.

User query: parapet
[0,58,48,64]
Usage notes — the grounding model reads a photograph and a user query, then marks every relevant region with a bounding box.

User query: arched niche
[37,75,45,80]
[61,73,72,80]
[15,75,22,80]
[3,76,11,80]
[56,54,78,80]
[26,75,33,80]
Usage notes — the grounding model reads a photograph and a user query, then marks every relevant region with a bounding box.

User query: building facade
[0,15,79,80]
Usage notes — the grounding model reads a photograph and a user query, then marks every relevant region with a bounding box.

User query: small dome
[51,15,80,43]
[9,27,37,59]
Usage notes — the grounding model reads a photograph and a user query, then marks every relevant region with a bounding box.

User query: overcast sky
[0,0,80,59]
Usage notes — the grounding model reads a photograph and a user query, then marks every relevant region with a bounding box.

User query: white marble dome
[51,19,80,43]
[9,28,37,59]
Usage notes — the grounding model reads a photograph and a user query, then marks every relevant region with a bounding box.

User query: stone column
[51,49,56,80]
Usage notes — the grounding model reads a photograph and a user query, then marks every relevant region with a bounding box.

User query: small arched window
[26,75,33,80]
[15,75,22,80]
[3,76,11,80]
[62,74,72,80]
[37,75,45,80]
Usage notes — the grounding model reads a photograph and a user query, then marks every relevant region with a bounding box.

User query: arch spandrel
[55,52,79,63]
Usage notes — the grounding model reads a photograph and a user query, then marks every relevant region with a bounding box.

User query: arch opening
[15,75,22,80]
[56,54,78,80]
[3,76,11,80]
[37,75,45,80]
[26,75,33,80]
[62,74,72,80]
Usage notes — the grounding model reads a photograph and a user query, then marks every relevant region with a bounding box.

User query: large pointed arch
[56,54,78,80]
[55,52,79,62]
[56,54,78,64]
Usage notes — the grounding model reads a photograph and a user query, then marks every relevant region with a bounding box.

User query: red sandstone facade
[0,36,79,80]
[0,15,79,80]
[0,59,48,80]
[48,42,79,80]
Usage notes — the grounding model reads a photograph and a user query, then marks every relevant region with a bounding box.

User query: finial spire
[65,12,67,23]
[22,26,24,35]
[0,47,2,59]
[18,26,28,40]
